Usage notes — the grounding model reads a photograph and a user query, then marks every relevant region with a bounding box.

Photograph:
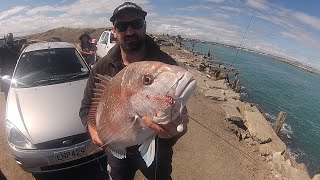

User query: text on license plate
[54,146,87,162]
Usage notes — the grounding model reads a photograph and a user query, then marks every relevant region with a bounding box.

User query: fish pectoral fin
[109,148,127,159]
[139,135,156,167]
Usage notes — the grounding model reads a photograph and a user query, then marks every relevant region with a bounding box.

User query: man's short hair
[110,2,147,23]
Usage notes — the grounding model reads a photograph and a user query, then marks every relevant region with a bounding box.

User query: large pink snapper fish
[88,61,196,167]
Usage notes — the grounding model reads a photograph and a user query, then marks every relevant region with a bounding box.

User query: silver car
[2,42,105,173]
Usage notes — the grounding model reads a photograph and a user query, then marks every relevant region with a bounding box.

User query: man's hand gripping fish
[88,61,196,167]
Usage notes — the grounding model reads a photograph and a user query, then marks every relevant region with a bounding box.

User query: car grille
[34,133,91,150]
[40,150,106,171]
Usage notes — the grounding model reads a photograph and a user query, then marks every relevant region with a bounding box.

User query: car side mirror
[1,75,12,84]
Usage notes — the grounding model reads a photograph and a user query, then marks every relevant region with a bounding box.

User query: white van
[95,30,117,61]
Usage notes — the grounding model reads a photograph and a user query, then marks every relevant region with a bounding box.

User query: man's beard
[120,34,145,52]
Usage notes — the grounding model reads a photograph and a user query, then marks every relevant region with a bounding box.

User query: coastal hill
[24,27,107,43]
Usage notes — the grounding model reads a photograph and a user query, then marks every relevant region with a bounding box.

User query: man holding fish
[79,2,196,180]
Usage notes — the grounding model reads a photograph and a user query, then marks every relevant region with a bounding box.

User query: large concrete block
[313,174,320,180]
[243,108,274,143]
[221,104,243,122]
[243,106,287,154]
[204,89,226,101]
[204,79,228,90]
[272,160,311,180]
[224,90,240,100]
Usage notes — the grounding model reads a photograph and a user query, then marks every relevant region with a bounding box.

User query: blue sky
[1,0,320,69]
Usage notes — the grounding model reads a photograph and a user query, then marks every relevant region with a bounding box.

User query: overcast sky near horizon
[0,0,319,68]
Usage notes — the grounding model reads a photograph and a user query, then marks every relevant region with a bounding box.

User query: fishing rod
[229,10,256,70]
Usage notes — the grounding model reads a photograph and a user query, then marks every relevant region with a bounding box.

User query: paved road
[0,92,109,180]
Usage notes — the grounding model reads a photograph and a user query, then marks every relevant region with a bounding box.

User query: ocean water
[183,41,320,176]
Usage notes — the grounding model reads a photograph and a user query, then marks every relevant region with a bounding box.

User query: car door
[96,31,107,58]
[101,32,111,57]
[106,33,116,53]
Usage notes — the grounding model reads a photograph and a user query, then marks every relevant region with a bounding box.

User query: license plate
[54,146,87,162]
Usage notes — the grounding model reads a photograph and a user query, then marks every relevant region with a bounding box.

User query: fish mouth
[153,71,196,125]
[174,71,196,104]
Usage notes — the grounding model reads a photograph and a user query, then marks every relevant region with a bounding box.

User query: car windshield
[13,48,90,88]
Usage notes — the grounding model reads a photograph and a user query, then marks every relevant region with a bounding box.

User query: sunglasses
[114,19,145,32]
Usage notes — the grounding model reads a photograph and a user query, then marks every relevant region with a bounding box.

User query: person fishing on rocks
[79,2,191,180]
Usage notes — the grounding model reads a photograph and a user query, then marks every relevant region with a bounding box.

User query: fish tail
[108,148,127,159]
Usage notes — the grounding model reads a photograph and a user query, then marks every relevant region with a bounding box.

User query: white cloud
[212,13,230,20]
[177,5,212,11]
[26,0,151,16]
[205,0,225,3]
[26,5,63,15]
[0,6,26,20]
[246,0,270,10]
[64,0,151,16]
[219,6,242,13]
[281,29,320,51]
[148,14,243,45]
[0,0,152,36]
[0,0,320,68]
[294,12,320,31]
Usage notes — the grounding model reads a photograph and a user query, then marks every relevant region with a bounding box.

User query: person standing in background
[0,33,22,98]
[77,33,95,66]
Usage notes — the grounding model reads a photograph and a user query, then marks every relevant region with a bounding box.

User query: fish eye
[142,74,154,85]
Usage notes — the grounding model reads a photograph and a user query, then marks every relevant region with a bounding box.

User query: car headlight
[6,120,36,150]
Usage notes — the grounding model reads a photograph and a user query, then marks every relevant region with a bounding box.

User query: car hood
[6,79,88,144]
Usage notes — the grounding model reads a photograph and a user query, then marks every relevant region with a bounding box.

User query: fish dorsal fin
[95,73,112,86]
[109,148,127,159]
[88,74,112,125]
[139,135,156,167]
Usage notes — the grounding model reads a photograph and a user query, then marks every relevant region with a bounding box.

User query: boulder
[198,64,205,71]
[224,98,246,114]
[187,69,209,91]
[271,160,311,180]
[224,90,240,100]
[204,89,226,101]
[221,104,243,122]
[259,143,286,158]
[245,137,256,146]
[313,174,320,180]
[272,152,285,162]
[204,79,228,90]
[283,152,307,171]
